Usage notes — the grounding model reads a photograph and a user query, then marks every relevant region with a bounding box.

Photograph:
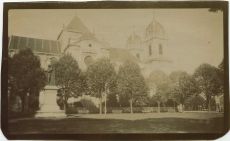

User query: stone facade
[8,15,174,116]
[9,16,173,77]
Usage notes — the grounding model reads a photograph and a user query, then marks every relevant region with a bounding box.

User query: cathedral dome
[145,19,167,40]
[126,32,141,48]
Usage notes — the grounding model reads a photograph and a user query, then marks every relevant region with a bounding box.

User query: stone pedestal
[35,85,66,118]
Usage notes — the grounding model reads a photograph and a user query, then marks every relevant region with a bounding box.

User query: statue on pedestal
[47,64,56,86]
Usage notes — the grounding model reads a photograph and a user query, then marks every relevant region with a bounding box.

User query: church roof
[145,19,167,39]
[9,35,61,54]
[65,16,96,41]
[108,48,139,63]
[66,16,91,35]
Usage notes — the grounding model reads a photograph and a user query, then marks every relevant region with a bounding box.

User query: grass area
[8,113,224,134]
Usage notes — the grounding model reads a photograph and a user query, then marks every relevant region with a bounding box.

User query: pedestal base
[35,85,66,118]
[35,111,66,118]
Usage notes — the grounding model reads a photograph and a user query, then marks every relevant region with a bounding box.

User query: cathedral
[8,15,174,116]
[8,15,173,79]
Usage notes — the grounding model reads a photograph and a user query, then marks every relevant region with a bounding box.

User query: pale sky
[8,9,223,73]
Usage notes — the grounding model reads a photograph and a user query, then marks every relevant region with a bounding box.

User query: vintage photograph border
[1,1,229,140]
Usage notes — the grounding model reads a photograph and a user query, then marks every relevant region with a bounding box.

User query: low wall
[66,106,176,114]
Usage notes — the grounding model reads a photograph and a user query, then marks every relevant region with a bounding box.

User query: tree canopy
[172,73,200,106]
[193,63,223,110]
[54,54,81,105]
[9,48,46,112]
[117,61,148,112]
[86,58,116,114]
[147,70,171,111]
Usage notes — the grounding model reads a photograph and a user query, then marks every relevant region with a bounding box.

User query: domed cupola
[126,32,142,49]
[145,18,167,40]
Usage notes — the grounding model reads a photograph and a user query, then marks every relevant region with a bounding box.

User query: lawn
[8,113,224,134]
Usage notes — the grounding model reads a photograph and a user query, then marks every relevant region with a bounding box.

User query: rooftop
[9,35,61,54]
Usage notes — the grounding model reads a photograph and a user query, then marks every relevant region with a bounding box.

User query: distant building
[126,17,173,76]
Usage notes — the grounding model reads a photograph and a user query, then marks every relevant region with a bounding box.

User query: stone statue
[47,65,56,85]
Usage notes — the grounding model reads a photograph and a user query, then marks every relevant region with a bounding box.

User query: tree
[184,94,205,110]
[117,61,148,113]
[171,73,200,111]
[86,58,116,114]
[218,59,224,94]
[193,63,223,111]
[54,54,81,110]
[71,72,88,97]
[169,71,188,83]
[169,71,188,108]
[107,75,119,107]
[147,70,170,113]
[218,59,224,71]
[9,48,47,113]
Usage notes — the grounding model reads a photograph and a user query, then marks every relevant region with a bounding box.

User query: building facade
[9,15,173,78]
[8,15,175,115]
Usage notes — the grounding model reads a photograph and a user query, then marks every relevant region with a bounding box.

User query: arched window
[159,44,163,55]
[149,45,152,56]
[84,56,94,66]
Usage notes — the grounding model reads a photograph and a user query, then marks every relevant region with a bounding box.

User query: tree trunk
[130,98,133,114]
[99,97,102,114]
[173,100,176,112]
[181,104,184,112]
[21,93,29,113]
[157,101,160,113]
[208,99,211,112]
[104,93,107,115]
[206,95,211,112]
[21,95,25,113]
[63,91,68,113]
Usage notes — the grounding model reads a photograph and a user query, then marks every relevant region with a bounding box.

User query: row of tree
[53,53,224,114]
[8,48,224,114]
[53,54,148,114]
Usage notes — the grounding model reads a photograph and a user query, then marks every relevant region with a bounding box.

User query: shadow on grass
[8,117,224,134]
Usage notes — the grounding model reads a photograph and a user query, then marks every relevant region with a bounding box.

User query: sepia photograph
[1,1,229,140]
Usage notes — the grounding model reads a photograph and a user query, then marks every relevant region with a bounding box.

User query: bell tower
[142,16,168,63]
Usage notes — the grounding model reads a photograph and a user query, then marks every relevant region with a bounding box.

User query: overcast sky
[8,9,223,73]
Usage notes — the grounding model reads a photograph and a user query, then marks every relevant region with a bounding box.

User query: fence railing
[66,106,177,114]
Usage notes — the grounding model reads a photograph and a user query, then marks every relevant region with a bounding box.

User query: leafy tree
[218,59,224,71]
[218,60,224,95]
[107,75,119,107]
[184,94,205,110]
[54,54,81,110]
[171,73,200,111]
[169,71,188,83]
[71,72,88,96]
[170,71,190,108]
[86,58,116,114]
[117,61,148,113]
[147,70,170,112]
[193,63,223,111]
[9,48,46,113]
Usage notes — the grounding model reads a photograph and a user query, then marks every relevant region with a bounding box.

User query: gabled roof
[64,16,96,41]
[9,35,61,54]
[65,16,91,35]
